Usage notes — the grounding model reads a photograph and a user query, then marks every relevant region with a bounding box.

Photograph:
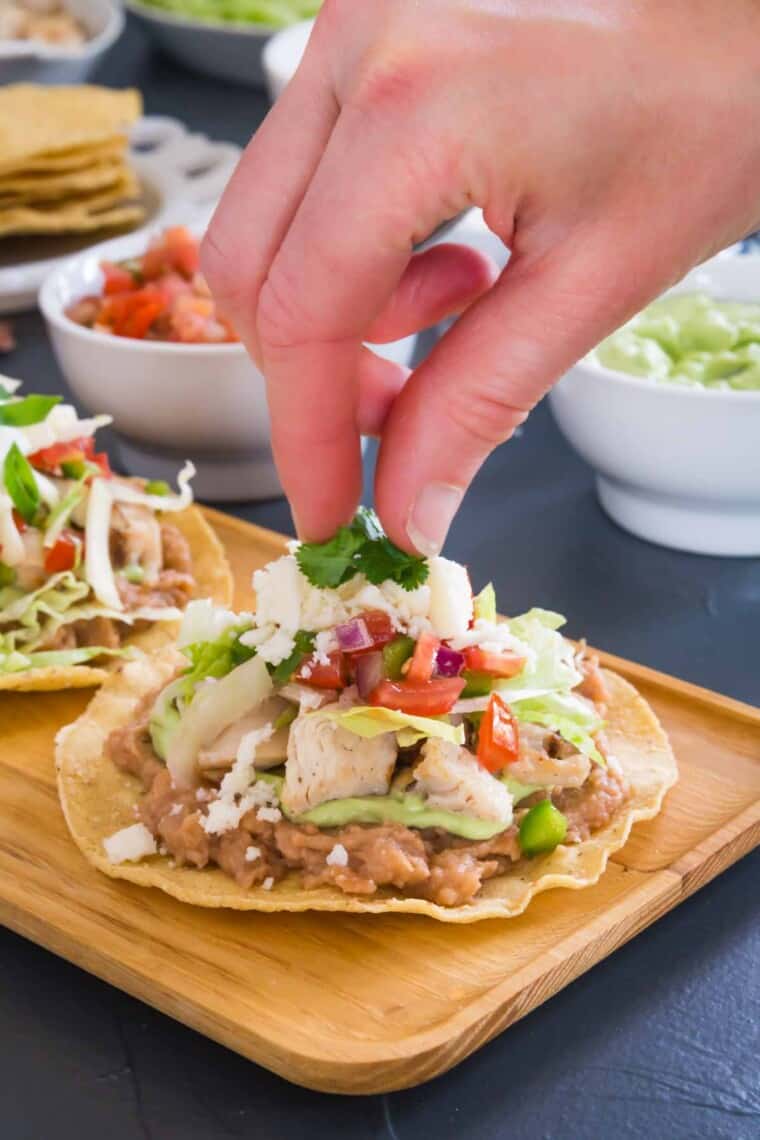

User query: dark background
[0,19,758,1139]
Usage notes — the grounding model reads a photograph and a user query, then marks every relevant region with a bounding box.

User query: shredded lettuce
[495,608,582,701]
[44,481,86,549]
[149,619,258,758]
[473,582,496,623]
[325,706,465,748]
[512,691,604,765]
[0,645,129,674]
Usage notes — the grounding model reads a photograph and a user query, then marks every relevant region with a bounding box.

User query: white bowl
[39,225,417,502]
[261,18,313,100]
[549,255,760,556]
[0,0,124,84]
[125,0,285,88]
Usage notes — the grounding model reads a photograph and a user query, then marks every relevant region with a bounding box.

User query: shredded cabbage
[0,491,24,566]
[44,481,86,549]
[164,654,272,787]
[512,692,605,765]
[495,608,583,701]
[84,477,122,610]
[326,706,465,748]
[0,645,129,674]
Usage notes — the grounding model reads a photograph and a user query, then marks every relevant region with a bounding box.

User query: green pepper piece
[145,479,171,496]
[382,635,415,679]
[122,564,145,584]
[461,670,492,699]
[0,561,16,588]
[60,458,88,479]
[273,703,298,732]
[519,800,567,856]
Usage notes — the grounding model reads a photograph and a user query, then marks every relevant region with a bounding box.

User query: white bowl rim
[0,0,124,61]
[124,0,278,36]
[573,255,760,402]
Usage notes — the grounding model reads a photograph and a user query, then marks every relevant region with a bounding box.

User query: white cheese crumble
[201,725,277,836]
[326,843,349,868]
[427,556,472,639]
[256,806,282,824]
[262,876,274,891]
[245,845,261,863]
[103,823,157,864]
[178,599,251,649]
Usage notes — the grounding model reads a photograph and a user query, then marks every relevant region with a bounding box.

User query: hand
[203,0,760,553]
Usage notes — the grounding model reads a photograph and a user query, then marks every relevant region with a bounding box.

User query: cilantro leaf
[3,443,40,523]
[0,394,61,427]
[295,525,365,588]
[295,508,429,592]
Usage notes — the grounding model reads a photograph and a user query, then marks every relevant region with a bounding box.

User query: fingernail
[406,483,463,558]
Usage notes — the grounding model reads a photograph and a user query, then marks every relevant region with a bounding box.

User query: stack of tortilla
[0,85,144,239]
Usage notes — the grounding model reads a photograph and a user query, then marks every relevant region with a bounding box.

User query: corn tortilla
[0,160,132,204]
[56,663,678,923]
[0,85,141,176]
[0,507,232,693]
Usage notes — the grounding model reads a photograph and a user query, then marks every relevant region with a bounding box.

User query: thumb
[374,230,666,554]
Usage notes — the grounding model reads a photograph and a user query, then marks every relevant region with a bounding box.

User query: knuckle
[200,225,254,313]
[444,377,532,450]
[256,262,317,352]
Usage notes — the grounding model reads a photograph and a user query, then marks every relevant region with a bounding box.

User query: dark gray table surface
[1,20,758,1140]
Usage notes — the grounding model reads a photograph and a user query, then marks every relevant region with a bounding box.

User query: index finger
[256,107,447,540]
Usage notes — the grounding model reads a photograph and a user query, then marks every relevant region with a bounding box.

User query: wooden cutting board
[1,508,758,1094]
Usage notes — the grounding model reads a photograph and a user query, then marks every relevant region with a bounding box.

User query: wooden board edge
[670,800,760,899]
[0,867,681,1095]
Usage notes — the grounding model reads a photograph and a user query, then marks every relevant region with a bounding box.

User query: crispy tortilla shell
[0,506,232,693]
[57,661,678,923]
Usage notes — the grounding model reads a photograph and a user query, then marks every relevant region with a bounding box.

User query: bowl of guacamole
[125,0,322,87]
[548,254,760,556]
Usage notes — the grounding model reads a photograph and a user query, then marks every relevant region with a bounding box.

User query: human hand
[203,0,760,553]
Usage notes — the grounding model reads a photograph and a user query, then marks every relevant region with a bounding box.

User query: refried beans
[107,699,629,908]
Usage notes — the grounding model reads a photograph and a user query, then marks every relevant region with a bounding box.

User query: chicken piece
[508,721,591,788]
[198,697,291,772]
[412,738,513,824]
[160,522,192,574]
[283,706,396,814]
[109,500,162,580]
[15,528,46,592]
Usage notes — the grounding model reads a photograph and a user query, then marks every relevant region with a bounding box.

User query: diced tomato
[404,631,440,684]
[477,693,520,772]
[90,450,111,478]
[99,287,167,339]
[12,509,27,532]
[44,530,79,574]
[295,650,347,690]
[101,261,138,295]
[462,646,526,679]
[141,226,199,281]
[347,610,395,655]
[368,676,465,716]
[28,435,110,479]
[29,437,88,473]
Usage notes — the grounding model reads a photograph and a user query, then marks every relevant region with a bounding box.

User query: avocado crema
[101,514,627,909]
[594,292,760,390]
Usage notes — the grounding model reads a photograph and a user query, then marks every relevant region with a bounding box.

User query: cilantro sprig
[296,508,429,591]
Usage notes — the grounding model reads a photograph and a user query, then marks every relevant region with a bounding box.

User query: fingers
[374,232,653,555]
[366,243,498,343]
[356,348,410,437]
[256,106,456,541]
[200,21,338,362]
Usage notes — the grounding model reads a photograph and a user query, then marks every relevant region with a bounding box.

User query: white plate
[0,115,241,315]
[125,0,277,87]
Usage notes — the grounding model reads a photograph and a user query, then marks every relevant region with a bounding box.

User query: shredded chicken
[110,501,163,579]
[510,721,591,787]
[412,738,513,823]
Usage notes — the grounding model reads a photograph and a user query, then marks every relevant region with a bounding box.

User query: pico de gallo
[0,375,198,676]
[100,508,629,909]
[65,226,238,345]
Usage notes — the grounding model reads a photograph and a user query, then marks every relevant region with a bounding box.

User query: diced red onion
[355,651,385,700]
[335,617,373,653]
[435,645,465,678]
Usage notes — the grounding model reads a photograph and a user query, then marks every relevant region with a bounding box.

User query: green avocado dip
[593,293,760,391]
[133,0,321,26]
